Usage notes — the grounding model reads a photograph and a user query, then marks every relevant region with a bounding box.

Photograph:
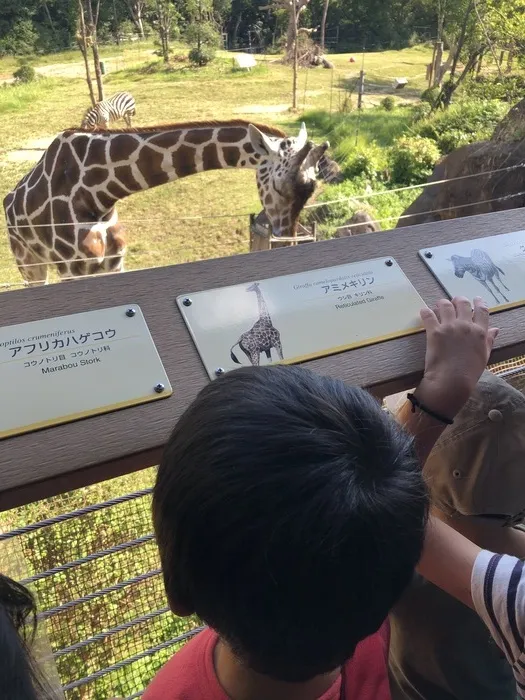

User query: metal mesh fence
[0,467,201,700]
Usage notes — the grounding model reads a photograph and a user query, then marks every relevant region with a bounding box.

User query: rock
[492,97,525,143]
[397,139,525,227]
[334,210,380,237]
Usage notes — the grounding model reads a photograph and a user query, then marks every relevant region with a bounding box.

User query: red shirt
[143,622,391,700]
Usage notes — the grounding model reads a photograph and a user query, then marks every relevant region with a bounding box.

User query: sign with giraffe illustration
[420,230,525,311]
[177,258,427,380]
[0,305,172,439]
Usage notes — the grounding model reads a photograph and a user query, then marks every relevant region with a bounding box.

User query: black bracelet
[406,393,454,425]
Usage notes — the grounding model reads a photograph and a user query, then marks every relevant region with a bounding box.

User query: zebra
[80,91,136,130]
[449,249,510,304]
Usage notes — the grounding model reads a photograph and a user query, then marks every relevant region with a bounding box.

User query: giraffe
[4,120,329,285]
[230,282,283,366]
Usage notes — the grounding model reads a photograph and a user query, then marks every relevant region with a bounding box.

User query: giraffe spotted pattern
[4,120,329,284]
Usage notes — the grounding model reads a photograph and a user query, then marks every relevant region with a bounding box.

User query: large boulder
[397,139,525,228]
[334,210,380,237]
[492,97,525,142]
[397,98,525,228]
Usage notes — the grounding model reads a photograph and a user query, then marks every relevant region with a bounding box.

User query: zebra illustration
[449,248,510,304]
[81,91,136,130]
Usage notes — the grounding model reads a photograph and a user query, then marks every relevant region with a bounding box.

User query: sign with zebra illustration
[420,230,525,310]
[176,257,427,380]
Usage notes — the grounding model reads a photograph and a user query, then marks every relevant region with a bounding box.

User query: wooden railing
[2,206,525,511]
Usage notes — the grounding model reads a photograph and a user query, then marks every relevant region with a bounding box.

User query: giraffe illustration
[230,282,284,367]
[449,249,510,304]
[4,120,329,284]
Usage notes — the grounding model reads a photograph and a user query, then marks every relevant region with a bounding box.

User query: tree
[185,0,221,65]
[152,0,177,62]
[271,0,310,108]
[123,0,147,38]
[77,0,104,105]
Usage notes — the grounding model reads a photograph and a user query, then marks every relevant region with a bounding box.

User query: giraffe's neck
[255,289,271,322]
[71,123,269,211]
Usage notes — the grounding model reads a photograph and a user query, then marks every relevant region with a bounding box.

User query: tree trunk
[232,13,242,49]
[320,0,329,51]
[42,1,58,42]
[135,12,145,39]
[126,1,145,38]
[112,0,120,45]
[432,41,443,87]
[292,0,298,109]
[77,0,96,107]
[449,0,474,82]
[442,47,481,107]
[85,0,104,102]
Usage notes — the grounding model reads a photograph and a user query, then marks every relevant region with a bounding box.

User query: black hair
[0,574,56,699]
[153,365,428,682]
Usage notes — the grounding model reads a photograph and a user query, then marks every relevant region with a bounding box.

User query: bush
[343,143,387,181]
[421,86,439,108]
[189,46,216,66]
[410,101,432,122]
[462,74,525,103]
[413,99,508,153]
[13,63,36,84]
[381,96,396,111]
[388,136,440,185]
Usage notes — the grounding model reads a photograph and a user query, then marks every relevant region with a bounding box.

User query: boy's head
[153,365,427,682]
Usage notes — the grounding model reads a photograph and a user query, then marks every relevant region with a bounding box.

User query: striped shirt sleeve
[472,550,525,698]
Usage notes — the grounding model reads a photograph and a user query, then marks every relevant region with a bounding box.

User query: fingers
[487,327,499,350]
[472,296,489,329]
[453,296,473,322]
[420,306,439,332]
[436,299,456,324]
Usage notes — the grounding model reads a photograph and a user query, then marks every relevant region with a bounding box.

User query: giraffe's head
[246,282,260,293]
[248,123,330,237]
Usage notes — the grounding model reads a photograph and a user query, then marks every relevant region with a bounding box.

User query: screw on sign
[182,298,192,307]
[154,383,165,394]
[126,308,136,317]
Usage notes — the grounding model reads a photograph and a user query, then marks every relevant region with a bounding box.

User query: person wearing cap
[392,317,525,700]
[389,370,525,700]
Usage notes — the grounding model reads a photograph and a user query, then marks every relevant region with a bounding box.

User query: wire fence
[0,469,202,700]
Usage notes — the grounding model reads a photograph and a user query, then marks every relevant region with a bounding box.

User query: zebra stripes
[81,91,136,130]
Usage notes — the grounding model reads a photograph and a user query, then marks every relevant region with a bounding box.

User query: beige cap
[424,370,525,525]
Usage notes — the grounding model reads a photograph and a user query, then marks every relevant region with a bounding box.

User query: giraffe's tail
[230,343,241,364]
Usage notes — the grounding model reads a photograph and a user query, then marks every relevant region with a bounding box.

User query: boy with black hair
[144,296,497,700]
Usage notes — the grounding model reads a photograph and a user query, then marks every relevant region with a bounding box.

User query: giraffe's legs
[15,255,48,286]
[275,337,284,361]
[489,277,509,303]
[494,270,510,292]
[477,278,500,305]
[247,349,260,366]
